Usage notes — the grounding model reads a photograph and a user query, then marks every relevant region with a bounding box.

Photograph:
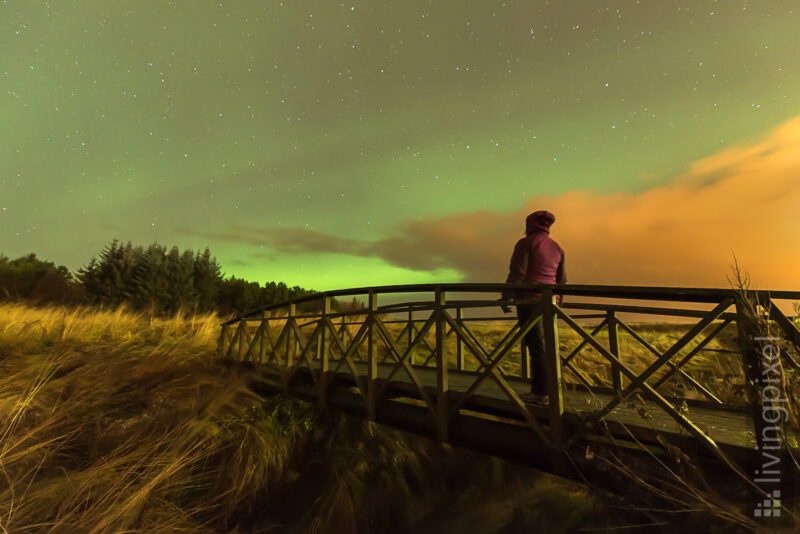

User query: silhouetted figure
[503,210,566,405]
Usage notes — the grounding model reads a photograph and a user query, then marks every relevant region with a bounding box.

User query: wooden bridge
[217,283,800,511]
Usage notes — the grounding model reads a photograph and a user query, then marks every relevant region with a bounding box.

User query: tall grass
[2,300,792,532]
[0,302,300,532]
[1,300,621,533]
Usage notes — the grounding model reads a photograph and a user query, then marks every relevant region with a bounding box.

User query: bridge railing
[217,283,800,463]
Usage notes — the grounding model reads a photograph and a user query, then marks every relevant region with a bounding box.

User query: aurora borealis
[2,1,799,291]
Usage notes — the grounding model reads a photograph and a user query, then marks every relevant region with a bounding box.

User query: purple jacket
[504,211,566,304]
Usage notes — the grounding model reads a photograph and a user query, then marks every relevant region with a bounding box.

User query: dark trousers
[517,303,547,395]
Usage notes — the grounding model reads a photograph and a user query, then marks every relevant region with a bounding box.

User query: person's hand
[498,300,511,313]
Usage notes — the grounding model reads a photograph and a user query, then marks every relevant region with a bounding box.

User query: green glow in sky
[2,1,799,290]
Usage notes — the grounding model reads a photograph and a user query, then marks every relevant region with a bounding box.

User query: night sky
[2,1,799,291]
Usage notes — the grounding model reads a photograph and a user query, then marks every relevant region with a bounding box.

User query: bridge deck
[256,360,756,451]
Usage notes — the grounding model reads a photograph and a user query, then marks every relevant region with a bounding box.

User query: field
[1,301,796,533]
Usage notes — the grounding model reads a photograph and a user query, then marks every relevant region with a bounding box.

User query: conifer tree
[193,247,222,313]
[77,240,141,308]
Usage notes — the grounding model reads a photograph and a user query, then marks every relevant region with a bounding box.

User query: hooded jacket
[504,210,566,303]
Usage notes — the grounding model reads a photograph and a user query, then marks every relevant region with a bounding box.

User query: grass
[0,302,285,532]
[1,300,796,532]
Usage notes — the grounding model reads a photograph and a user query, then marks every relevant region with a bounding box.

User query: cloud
[190,116,800,289]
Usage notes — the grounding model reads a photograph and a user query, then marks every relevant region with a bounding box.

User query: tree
[129,243,170,313]
[77,240,142,308]
[193,247,222,313]
[10,240,319,316]
[0,253,80,304]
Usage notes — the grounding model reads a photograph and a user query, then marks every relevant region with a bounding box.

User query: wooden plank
[441,310,553,447]
[616,319,723,404]
[607,310,622,392]
[240,284,704,319]
[225,321,242,360]
[288,318,322,389]
[379,322,406,363]
[250,358,759,450]
[323,317,369,397]
[562,318,608,366]
[258,320,267,363]
[332,323,367,373]
[449,316,535,414]
[520,340,530,380]
[562,302,738,320]
[367,291,379,419]
[244,320,268,364]
[377,315,436,387]
[221,283,800,325]
[318,297,331,406]
[217,324,228,359]
[456,307,465,371]
[408,309,414,365]
[240,320,255,361]
[338,316,352,338]
[554,304,755,480]
[286,304,297,368]
[640,319,732,390]
[372,316,437,418]
[463,319,522,378]
[562,358,596,392]
[542,289,565,448]
[417,315,439,367]
[268,320,290,367]
[435,287,449,441]
[580,298,733,423]
[261,319,277,360]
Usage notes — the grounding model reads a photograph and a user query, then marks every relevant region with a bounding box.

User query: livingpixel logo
[752,335,786,518]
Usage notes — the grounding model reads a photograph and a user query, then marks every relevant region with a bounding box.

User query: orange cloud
[192,116,800,290]
[540,117,800,289]
[380,116,800,289]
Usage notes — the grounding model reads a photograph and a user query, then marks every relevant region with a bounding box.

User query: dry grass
[3,299,797,533]
[0,302,544,533]
[0,302,303,533]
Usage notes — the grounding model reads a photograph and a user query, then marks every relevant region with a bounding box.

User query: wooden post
[256,319,263,364]
[259,311,269,364]
[319,296,331,408]
[217,324,228,359]
[367,291,378,420]
[408,308,415,365]
[542,289,564,450]
[286,303,296,368]
[435,287,449,441]
[607,310,622,392]
[521,341,531,380]
[456,307,464,371]
[238,319,248,361]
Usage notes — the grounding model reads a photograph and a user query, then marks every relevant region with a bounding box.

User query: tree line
[0,240,322,317]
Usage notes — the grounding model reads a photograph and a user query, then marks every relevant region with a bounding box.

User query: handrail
[221,283,800,325]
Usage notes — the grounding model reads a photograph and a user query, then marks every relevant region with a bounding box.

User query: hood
[525,210,556,234]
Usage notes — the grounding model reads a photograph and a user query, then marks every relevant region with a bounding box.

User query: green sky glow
[2,1,799,290]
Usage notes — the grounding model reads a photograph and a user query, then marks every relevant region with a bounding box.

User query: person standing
[502,210,566,405]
